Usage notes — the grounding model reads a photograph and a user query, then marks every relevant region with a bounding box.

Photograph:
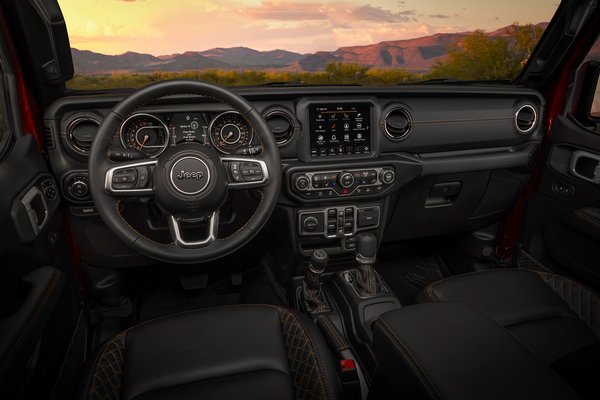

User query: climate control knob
[338,172,355,188]
[380,169,396,185]
[294,175,310,191]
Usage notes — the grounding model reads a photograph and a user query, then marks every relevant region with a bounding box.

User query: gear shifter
[355,233,383,296]
[302,249,329,313]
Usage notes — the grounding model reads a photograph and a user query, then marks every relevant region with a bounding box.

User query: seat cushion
[418,269,598,364]
[81,305,341,400]
[373,302,581,400]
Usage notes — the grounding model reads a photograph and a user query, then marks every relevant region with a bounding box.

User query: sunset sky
[59,0,559,55]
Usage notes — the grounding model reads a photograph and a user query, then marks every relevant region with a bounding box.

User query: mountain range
[72,23,549,75]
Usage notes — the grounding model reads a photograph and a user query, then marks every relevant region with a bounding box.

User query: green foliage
[67,64,421,90]
[428,24,543,81]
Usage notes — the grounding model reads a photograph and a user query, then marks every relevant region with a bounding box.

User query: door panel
[522,115,600,289]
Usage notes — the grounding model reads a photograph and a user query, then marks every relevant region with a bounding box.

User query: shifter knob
[356,233,377,259]
[304,249,328,293]
[310,249,329,273]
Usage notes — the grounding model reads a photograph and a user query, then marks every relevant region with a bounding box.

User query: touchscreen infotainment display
[309,104,371,157]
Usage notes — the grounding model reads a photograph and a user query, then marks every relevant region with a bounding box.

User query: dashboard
[43,85,544,267]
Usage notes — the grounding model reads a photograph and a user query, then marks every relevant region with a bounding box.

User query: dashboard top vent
[65,116,101,156]
[515,104,537,134]
[265,110,295,146]
[384,107,412,141]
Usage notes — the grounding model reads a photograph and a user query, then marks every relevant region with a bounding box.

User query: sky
[59,0,559,56]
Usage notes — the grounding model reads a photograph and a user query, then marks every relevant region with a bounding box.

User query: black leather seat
[417,268,600,364]
[81,305,341,400]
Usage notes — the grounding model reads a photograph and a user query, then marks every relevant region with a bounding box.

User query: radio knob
[380,169,396,185]
[339,172,355,188]
[294,175,310,191]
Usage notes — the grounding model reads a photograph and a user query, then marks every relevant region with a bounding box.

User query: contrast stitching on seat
[277,307,334,400]
[0,270,61,374]
[84,332,127,400]
[532,270,600,339]
[375,320,443,400]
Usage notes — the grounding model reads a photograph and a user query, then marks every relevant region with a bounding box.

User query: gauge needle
[220,131,234,145]
[139,134,149,149]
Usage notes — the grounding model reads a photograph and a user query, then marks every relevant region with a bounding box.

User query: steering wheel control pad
[153,144,227,219]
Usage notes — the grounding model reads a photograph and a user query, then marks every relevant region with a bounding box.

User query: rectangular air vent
[43,125,55,149]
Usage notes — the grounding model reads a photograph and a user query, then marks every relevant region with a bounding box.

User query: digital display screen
[309,104,371,157]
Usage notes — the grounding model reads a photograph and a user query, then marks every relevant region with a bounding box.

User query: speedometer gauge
[208,111,253,154]
[119,113,170,157]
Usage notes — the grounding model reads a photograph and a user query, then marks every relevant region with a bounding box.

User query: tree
[428,24,544,81]
[324,61,369,83]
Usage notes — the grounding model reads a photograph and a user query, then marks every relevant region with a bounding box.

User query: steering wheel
[88,80,282,263]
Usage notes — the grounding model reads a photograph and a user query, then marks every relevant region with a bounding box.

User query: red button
[340,359,356,372]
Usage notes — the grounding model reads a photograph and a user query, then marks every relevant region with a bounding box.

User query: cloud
[429,14,450,19]
[350,5,415,23]
[242,1,328,20]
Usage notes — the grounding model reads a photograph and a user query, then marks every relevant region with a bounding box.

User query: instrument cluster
[118,111,256,157]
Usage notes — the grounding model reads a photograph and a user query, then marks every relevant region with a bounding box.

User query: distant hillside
[199,47,303,67]
[72,23,548,75]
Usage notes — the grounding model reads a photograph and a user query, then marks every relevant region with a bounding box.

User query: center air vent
[384,107,412,141]
[65,116,101,156]
[265,110,295,145]
[515,104,537,134]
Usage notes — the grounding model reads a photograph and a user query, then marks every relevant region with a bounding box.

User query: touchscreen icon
[318,135,324,141]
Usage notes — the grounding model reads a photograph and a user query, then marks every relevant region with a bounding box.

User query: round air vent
[515,104,537,134]
[384,107,412,141]
[65,116,101,156]
[265,110,295,145]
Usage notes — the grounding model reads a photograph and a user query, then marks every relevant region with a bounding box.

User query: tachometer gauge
[209,111,253,154]
[119,113,170,157]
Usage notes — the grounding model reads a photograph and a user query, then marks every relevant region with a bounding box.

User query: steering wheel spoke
[104,159,157,196]
[221,156,270,189]
[168,211,220,249]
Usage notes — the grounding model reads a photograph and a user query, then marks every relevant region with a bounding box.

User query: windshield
[60,0,559,90]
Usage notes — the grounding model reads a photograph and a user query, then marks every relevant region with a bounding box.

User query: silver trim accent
[21,186,49,236]
[264,110,295,146]
[119,113,170,158]
[168,211,219,248]
[66,116,101,155]
[208,111,254,154]
[105,160,157,195]
[169,156,211,195]
[221,157,270,189]
[294,167,393,197]
[569,150,600,184]
[298,205,381,239]
[515,104,538,134]
[383,107,412,141]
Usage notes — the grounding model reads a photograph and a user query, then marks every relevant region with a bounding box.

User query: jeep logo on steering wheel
[176,170,204,180]
[170,156,211,195]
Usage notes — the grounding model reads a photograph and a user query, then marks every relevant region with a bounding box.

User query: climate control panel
[292,167,395,199]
